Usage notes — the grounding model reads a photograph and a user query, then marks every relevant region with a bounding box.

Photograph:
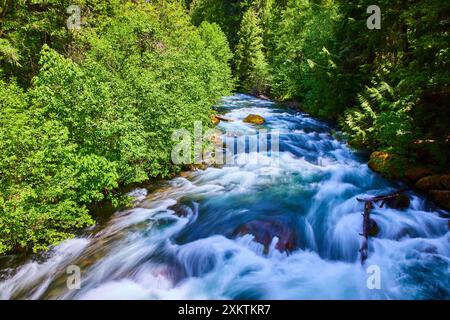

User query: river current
[1,94,449,300]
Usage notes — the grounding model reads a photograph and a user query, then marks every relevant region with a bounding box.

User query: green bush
[0,1,233,254]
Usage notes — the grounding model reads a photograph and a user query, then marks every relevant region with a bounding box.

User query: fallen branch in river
[215,115,234,122]
[359,201,372,264]
[357,188,410,207]
[357,189,409,264]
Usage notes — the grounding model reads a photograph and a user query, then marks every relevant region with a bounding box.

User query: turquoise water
[1,94,449,299]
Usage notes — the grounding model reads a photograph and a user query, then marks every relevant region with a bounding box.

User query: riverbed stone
[243,114,265,125]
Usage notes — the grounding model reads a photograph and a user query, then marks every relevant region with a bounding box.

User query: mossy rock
[368,151,409,180]
[211,115,220,125]
[243,114,265,125]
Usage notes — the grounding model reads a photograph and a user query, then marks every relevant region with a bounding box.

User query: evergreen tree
[234,8,269,94]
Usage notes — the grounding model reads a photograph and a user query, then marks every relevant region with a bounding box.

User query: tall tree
[234,7,269,94]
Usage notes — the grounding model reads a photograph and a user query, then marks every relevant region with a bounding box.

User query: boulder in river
[385,194,411,210]
[368,218,380,237]
[414,175,450,210]
[243,114,265,125]
[415,174,450,191]
[234,220,298,254]
[168,203,191,217]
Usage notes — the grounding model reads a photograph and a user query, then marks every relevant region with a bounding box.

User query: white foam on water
[1,94,448,300]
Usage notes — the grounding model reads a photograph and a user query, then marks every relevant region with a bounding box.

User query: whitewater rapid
[1,94,449,300]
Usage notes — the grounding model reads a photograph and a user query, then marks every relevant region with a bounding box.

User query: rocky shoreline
[369,151,450,211]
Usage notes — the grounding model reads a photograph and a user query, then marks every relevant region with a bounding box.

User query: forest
[0,0,448,255]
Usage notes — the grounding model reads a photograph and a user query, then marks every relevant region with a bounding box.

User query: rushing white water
[0,94,449,300]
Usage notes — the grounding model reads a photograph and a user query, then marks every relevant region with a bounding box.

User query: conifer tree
[234,8,269,94]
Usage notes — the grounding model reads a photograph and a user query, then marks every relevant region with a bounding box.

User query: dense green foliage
[234,7,269,93]
[189,0,449,170]
[0,0,233,254]
[0,0,448,254]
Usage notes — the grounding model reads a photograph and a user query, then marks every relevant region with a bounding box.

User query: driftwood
[357,189,409,264]
[357,188,409,207]
[215,115,234,122]
[359,201,373,264]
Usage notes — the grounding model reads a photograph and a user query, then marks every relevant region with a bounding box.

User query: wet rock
[404,166,432,182]
[368,218,380,237]
[368,151,405,180]
[211,115,220,125]
[385,194,411,210]
[243,114,265,125]
[429,190,450,211]
[168,203,191,217]
[235,220,298,254]
[368,151,391,172]
[185,163,208,171]
[415,175,450,191]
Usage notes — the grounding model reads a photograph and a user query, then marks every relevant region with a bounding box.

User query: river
[0,94,449,299]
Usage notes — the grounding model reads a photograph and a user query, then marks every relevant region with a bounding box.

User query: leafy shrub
[0,1,233,254]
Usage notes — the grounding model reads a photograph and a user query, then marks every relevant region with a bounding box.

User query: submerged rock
[367,218,380,237]
[385,194,411,210]
[234,220,298,254]
[168,203,191,217]
[243,114,265,125]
